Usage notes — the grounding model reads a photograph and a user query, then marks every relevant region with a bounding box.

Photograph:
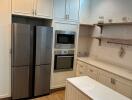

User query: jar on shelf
[98,16,104,24]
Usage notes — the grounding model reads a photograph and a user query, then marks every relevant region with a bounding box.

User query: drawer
[115,80,132,98]
[86,64,99,80]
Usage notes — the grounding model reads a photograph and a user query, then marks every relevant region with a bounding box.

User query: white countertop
[67,76,131,100]
[77,57,132,81]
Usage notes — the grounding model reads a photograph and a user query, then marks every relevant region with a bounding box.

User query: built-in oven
[54,50,74,72]
[55,30,76,49]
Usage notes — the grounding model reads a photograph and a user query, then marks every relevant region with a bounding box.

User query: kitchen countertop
[77,57,132,81]
[67,76,131,100]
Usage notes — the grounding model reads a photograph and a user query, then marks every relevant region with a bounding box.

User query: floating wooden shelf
[95,22,132,26]
[80,23,94,27]
[93,22,132,46]
[94,36,132,46]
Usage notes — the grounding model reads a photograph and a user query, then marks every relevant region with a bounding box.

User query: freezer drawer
[34,65,51,96]
[12,66,30,99]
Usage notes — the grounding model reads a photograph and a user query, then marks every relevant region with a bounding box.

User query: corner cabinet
[12,0,53,19]
[53,0,80,22]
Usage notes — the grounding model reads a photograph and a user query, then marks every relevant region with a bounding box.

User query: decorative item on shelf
[122,17,128,22]
[98,16,104,24]
[119,46,126,58]
[108,19,113,23]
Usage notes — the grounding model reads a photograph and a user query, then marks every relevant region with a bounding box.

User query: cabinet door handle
[111,78,116,85]
[65,15,68,20]
[32,9,34,15]
[90,69,93,72]
[35,9,37,16]
[67,15,69,19]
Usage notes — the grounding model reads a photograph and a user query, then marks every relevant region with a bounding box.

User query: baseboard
[0,97,11,100]
[50,87,65,93]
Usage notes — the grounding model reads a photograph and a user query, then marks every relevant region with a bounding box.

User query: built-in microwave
[55,30,76,49]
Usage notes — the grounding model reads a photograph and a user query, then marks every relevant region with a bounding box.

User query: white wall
[87,0,132,70]
[0,0,11,98]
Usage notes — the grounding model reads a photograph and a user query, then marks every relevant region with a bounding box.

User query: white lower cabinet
[65,82,92,100]
[76,61,98,80]
[76,60,132,99]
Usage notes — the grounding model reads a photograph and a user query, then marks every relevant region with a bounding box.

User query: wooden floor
[33,90,65,100]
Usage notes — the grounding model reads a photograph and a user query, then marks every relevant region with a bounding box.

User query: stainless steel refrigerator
[11,23,53,99]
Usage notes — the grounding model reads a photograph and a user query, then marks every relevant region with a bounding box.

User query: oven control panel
[54,50,74,55]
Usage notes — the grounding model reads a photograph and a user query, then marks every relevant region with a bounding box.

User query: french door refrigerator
[11,23,53,100]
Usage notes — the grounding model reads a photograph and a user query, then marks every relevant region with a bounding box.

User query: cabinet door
[54,0,66,20]
[35,0,53,19]
[67,0,80,21]
[115,81,132,98]
[86,64,98,80]
[12,0,34,16]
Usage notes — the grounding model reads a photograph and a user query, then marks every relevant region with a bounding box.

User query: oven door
[54,54,74,72]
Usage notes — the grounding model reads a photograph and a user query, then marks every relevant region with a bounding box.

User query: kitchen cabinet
[53,0,66,20]
[76,61,98,80]
[98,69,132,98]
[65,81,91,100]
[65,76,130,100]
[67,0,80,21]
[12,0,34,16]
[53,0,80,22]
[12,0,53,19]
[35,0,53,19]
[76,60,132,99]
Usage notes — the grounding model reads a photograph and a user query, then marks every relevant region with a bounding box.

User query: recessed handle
[89,69,93,72]
[111,78,116,85]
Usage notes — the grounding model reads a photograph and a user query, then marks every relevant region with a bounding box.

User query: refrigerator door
[12,23,31,67]
[34,65,51,96]
[35,26,53,65]
[12,66,30,99]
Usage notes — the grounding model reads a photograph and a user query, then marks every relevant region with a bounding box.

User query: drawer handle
[111,78,116,85]
[90,69,93,72]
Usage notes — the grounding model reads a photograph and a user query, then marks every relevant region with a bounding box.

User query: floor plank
[33,90,65,100]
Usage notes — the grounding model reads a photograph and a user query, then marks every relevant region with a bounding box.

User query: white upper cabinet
[12,0,53,19]
[35,0,53,19]
[79,0,91,24]
[54,0,66,20]
[67,0,80,21]
[12,0,34,16]
[53,0,80,22]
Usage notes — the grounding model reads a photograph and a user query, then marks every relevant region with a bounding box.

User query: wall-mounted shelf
[94,22,132,46]
[95,22,132,26]
[94,36,132,46]
[80,23,94,27]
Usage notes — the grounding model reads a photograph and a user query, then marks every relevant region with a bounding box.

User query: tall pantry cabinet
[0,0,11,98]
